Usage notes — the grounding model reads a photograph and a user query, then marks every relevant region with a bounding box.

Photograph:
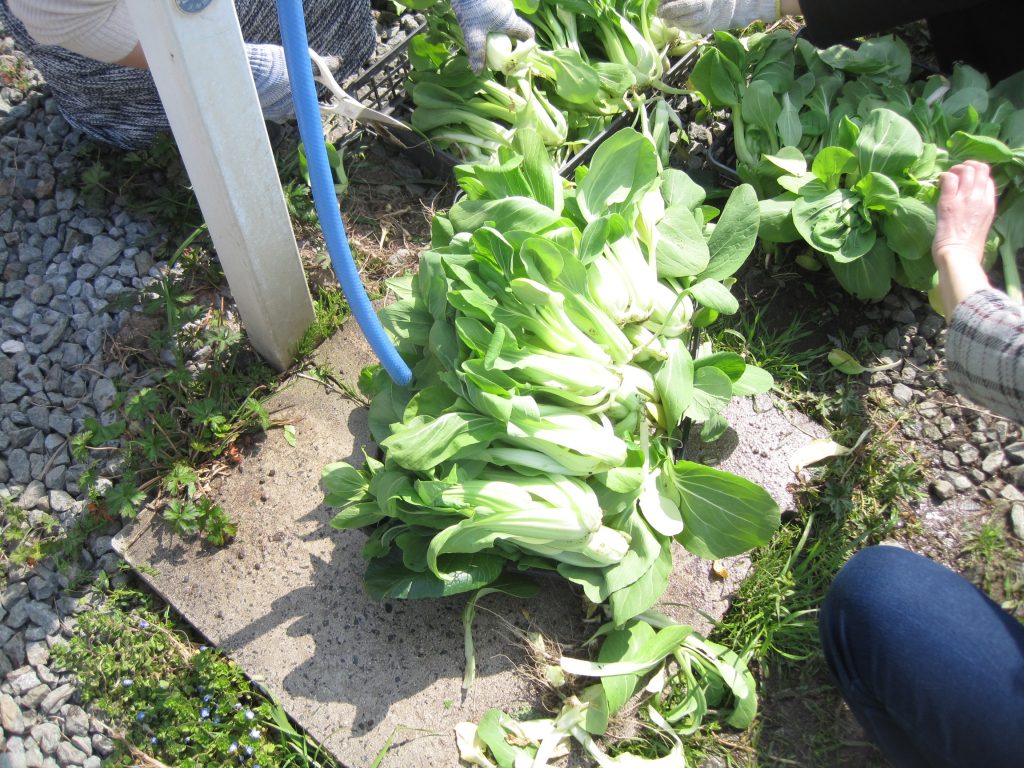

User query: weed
[75,134,201,237]
[72,226,277,545]
[960,515,1024,621]
[51,585,339,768]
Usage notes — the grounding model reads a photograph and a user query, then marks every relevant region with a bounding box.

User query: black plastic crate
[344,25,699,179]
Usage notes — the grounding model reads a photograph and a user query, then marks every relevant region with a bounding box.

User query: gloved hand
[450,0,534,74]
[657,0,779,35]
[246,44,342,123]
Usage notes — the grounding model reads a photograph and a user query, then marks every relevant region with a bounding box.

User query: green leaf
[364,551,505,600]
[690,47,743,108]
[701,184,759,281]
[381,412,504,470]
[880,197,936,261]
[793,182,876,260]
[824,240,894,300]
[322,462,368,507]
[855,108,923,178]
[811,146,857,189]
[656,340,695,431]
[577,129,660,222]
[684,366,732,423]
[661,169,706,210]
[608,534,674,626]
[687,279,739,315]
[656,205,710,277]
[854,172,901,211]
[598,621,656,717]
[731,365,774,396]
[667,461,781,559]
[741,80,782,138]
[282,424,297,447]
[449,197,563,234]
[947,131,1014,165]
[757,196,799,243]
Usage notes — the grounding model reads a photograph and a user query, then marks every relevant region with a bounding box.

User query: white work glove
[657,0,779,35]
[450,0,535,74]
[246,44,341,123]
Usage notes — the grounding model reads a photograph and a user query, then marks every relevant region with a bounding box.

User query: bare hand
[932,161,996,316]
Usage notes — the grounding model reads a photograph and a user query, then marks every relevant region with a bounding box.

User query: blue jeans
[819,545,1024,768]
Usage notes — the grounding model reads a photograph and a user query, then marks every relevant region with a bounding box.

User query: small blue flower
[136,711,146,722]
[149,737,158,745]
[199,645,209,652]
[249,728,260,740]
[138,619,150,629]
[229,742,238,754]
[122,678,133,687]
[245,745,254,757]
[233,703,243,711]
[200,708,210,719]
[244,709,255,720]
[213,717,221,724]
[203,694,212,702]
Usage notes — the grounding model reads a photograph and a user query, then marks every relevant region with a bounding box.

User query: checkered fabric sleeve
[946,288,1024,424]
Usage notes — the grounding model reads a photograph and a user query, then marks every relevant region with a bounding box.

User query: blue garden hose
[275,0,413,386]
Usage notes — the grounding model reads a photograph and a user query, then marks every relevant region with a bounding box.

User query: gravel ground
[1,17,1022,768]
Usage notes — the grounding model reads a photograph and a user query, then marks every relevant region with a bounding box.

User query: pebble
[1012,505,1024,541]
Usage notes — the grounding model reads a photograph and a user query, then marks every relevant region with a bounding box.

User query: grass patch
[960,514,1024,621]
[52,584,340,768]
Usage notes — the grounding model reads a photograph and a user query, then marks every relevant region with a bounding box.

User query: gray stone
[1011,504,1024,541]
[930,479,956,500]
[23,742,43,768]
[948,473,973,493]
[7,667,40,695]
[982,451,1006,475]
[89,734,113,757]
[38,684,74,715]
[1,693,25,734]
[54,741,86,767]
[1,736,28,768]
[82,759,100,768]
[63,705,88,737]
[1005,442,1024,464]
[958,444,981,465]
[20,684,49,709]
[67,735,91,758]
[24,641,49,668]
[892,383,914,406]
[85,236,122,268]
[24,605,58,636]
[1001,485,1024,502]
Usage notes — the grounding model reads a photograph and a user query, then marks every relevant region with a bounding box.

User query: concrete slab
[114,321,825,767]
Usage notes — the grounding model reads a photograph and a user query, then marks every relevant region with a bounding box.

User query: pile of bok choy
[323,125,778,762]
[401,0,694,165]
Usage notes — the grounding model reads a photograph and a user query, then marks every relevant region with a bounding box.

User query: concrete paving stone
[116,322,825,768]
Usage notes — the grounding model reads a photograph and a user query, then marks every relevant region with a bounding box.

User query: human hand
[246,44,341,123]
[932,160,996,316]
[450,0,534,73]
[657,0,780,35]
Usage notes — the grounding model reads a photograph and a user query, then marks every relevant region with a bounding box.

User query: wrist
[935,251,990,317]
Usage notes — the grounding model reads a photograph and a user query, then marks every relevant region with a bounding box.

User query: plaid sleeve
[947,288,1024,424]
